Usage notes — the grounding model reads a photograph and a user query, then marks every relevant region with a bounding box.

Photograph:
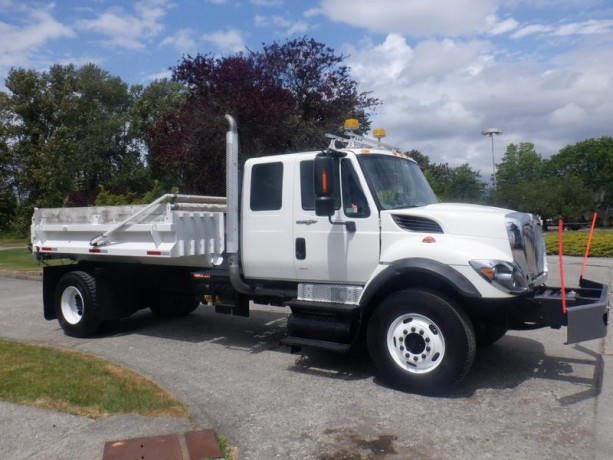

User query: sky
[1,0,613,177]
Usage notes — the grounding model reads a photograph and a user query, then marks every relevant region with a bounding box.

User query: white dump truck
[32,115,609,394]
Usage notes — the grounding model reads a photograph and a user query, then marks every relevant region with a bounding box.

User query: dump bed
[31,194,226,267]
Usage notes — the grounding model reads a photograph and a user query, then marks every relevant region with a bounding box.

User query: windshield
[358,155,438,210]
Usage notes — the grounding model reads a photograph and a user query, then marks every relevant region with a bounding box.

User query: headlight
[469,259,529,294]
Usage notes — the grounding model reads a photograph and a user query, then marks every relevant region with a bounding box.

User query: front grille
[506,213,547,284]
[392,215,443,233]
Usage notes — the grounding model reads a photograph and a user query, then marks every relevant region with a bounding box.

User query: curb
[0,270,42,281]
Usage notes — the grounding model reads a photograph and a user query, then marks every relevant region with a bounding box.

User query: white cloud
[550,103,587,126]
[286,20,309,35]
[487,16,519,36]
[254,15,268,27]
[254,15,311,35]
[511,24,553,39]
[319,0,497,37]
[160,29,198,54]
[552,19,613,36]
[251,0,283,5]
[202,29,246,53]
[408,38,491,80]
[304,8,321,18]
[344,34,413,85]
[77,0,170,50]
[511,19,613,40]
[143,68,173,81]
[345,31,613,173]
[0,6,74,70]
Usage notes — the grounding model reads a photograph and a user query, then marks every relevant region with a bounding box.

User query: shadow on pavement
[92,306,604,402]
[456,335,603,404]
[102,304,290,354]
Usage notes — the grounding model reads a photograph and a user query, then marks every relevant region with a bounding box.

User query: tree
[408,150,484,203]
[148,37,380,195]
[492,143,544,211]
[446,164,485,203]
[0,124,16,232]
[129,79,186,153]
[0,64,149,232]
[547,137,613,225]
[492,142,592,225]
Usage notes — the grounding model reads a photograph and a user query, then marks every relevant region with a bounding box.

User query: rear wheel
[367,289,476,395]
[55,271,103,338]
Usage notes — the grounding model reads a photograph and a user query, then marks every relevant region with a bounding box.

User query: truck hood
[384,202,515,240]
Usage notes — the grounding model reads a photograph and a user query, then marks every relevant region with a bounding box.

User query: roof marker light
[344,119,359,131]
[373,128,386,141]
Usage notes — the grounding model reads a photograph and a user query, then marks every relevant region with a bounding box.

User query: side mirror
[314,156,335,217]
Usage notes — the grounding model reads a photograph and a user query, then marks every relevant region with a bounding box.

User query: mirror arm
[328,215,356,233]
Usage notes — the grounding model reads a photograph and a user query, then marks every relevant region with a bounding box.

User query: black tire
[474,323,507,347]
[149,292,199,318]
[55,271,103,338]
[367,289,476,395]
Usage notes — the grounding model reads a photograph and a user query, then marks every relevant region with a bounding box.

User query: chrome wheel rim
[386,313,445,374]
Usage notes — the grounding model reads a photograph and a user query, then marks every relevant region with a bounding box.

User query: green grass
[0,247,44,272]
[0,241,72,272]
[544,229,613,257]
[0,338,187,419]
[0,238,28,248]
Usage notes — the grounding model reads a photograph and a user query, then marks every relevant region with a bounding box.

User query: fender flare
[360,258,481,315]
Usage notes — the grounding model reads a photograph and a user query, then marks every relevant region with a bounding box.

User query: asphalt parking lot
[1,256,612,459]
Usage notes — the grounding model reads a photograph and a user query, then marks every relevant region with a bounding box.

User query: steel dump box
[31,194,226,267]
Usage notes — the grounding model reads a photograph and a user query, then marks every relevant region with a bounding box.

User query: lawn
[0,338,186,419]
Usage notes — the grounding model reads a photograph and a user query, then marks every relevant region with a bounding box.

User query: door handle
[295,238,306,260]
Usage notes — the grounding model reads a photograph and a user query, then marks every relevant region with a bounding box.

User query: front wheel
[55,271,103,338]
[367,289,476,395]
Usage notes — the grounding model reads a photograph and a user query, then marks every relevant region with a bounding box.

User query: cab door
[241,158,295,280]
[293,155,380,284]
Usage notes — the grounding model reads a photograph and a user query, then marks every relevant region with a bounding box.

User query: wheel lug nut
[425,338,430,343]
[419,330,424,335]
[426,347,431,352]
[405,353,410,358]
[400,346,404,351]
[403,330,407,335]
[422,354,426,359]
[413,356,419,362]
[411,327,416,332]
[399,336,403,342]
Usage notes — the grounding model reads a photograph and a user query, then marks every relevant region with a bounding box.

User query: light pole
[481,128,502,188]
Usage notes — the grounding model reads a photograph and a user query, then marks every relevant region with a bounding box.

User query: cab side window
[250,162,283,211]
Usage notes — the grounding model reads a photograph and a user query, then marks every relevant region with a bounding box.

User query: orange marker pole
[580,213,598,280]
[558,219,567,315]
